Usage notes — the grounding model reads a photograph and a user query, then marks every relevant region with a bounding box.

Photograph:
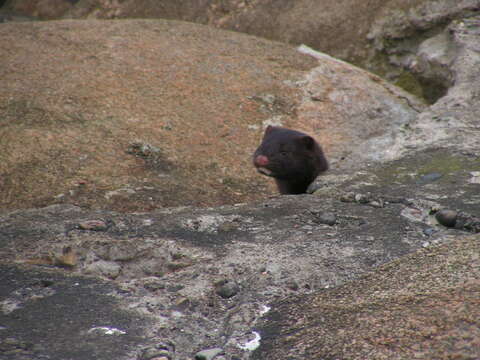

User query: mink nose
[254,155,269,167]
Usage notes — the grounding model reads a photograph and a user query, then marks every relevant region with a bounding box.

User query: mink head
[253,126,328,184]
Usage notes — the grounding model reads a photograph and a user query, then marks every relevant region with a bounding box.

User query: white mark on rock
[262,115,284,128]
[401,207,428,223]
[88,326,126,335]
[183,215,243,234]
[297,44,350,66]
[259,304,271,316]
[469,171,480,184]
[238,331,261,351]
[104,187,136,200]
[0,300,21,314]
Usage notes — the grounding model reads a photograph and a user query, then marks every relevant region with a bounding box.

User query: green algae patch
[394,71,424,100]
[374,149,480,186]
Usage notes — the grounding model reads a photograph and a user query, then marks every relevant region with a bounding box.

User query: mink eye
[280,151,288,156]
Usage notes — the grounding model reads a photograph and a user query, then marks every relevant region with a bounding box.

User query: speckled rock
[84,260,121,279]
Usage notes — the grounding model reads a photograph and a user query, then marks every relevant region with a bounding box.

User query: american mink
[253,126,328,194]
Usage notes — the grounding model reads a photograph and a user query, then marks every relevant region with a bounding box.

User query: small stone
[107,243,137,261]
[4,337,21,345]
[423,228,437,236]
[355,193,372,203]
[317,212,337,226]
[286,279,299,291]
[340,192,356,202]
[141,259,165,277]
[166,284,185,292]
[369,200,384,208]
[172,297,190,311]
[417,172,442,184]
[195,347,223,360]
[143,279,165,292]
[140,342,174,360]
[39,279,54,287]
[54,246,77,267]
[78,220,108,231]
[435,209,457,228]
[307,181,325,193]
[215,280,239,299]
[84,260,121,279]
[218,221,238,232]
[166,261,191,271]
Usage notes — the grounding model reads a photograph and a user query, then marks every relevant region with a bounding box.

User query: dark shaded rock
[140,341,175,360]
[215,280,240,299]
[143,279,166,292]
[435,209,458,228]
[194,347,223,360]
[0,264,149,360]
[315,212,337,226]
[456,211,480,233]
[78,219,108,231]
[285,279,299,291]
[423,227,437,237]
[417,172,443,184]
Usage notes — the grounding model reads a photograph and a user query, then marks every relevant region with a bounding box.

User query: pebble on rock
[215,280,239,299]
[317,212,337,226]
[286,279,299,291]
[84,260,121,279]
[435,209,458,228]
[423,227,437,236]
[194,347,223,360]
[78,220,108,231]
[140,342,174,360]
[417,172,442,184]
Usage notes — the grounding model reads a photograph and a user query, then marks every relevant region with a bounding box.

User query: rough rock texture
[0,19,421,213]
[1,146,479,360]
[2,152,478,359]
[256,15,480,359]
[252,234,480,360]
[366,0,480,102]
[0,7,479,360]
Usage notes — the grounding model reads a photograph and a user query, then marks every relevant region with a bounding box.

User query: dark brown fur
[253,126,328,194]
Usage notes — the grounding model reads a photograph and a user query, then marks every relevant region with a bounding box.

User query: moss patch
[374,150,480,186]
[394,71,424,99]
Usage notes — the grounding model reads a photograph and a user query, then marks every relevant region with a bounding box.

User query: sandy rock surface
[0,19,420,212]
[3,0,479,102]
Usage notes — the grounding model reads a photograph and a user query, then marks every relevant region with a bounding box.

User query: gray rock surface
[0,264,149,360]
[1,144,479,359]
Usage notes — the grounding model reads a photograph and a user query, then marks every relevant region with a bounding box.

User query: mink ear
[299,135,315,151]
[265,125,275,134]
[263,125,277,139]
